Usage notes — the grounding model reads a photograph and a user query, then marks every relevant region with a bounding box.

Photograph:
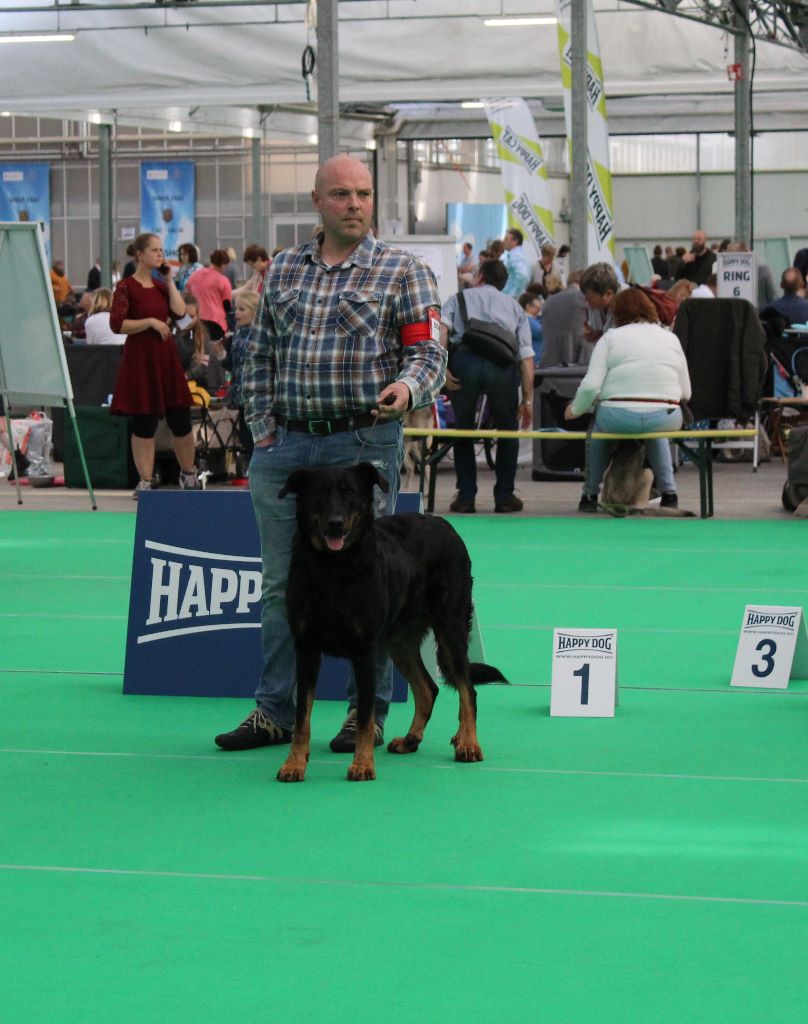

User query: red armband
[400,307,441,346]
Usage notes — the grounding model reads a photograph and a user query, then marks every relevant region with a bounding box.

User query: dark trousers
[448,346,520,503]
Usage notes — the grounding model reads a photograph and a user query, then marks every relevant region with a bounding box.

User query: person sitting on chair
[764,267,808,326]
[565,288,692,513]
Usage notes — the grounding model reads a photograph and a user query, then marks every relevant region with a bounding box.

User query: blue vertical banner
[446,202,508,262]
[139,161,195,262]
[0,162,51,261]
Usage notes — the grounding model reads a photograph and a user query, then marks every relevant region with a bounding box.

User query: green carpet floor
[2,511,808,1023]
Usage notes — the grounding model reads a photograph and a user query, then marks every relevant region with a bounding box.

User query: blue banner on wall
[446,202,508,265]
[123,490,416,701]
[0,162,51,261]
[140,161,195,262]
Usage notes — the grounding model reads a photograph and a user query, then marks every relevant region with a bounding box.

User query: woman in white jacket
[84,288,126,345]
[565,287,692,512]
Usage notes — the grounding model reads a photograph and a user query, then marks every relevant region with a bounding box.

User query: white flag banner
[483,98,556,258]
[554,0,616,265]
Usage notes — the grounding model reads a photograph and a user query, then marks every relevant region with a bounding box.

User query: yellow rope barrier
[403,427,757,441]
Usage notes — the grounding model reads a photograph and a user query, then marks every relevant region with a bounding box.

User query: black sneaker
[449,496,476,514]
[494,494,524,513]
[329,708,384,753]
[214,708,292,750]
[578,494,598,513]
[660,492,679,509]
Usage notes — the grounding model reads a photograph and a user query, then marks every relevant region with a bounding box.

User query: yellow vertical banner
[484,98,556,257]
[554,0,616,264]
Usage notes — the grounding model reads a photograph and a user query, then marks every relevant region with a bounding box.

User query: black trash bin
[532,365,589,482]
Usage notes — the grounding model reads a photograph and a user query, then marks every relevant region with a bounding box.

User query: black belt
[276,412,377,435]
[604,397,680,405]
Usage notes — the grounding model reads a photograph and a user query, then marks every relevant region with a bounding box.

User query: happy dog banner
[123,490,412,700]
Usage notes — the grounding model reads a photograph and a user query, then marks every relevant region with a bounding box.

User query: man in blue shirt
[502,228,530,298]
[765,267,808,326]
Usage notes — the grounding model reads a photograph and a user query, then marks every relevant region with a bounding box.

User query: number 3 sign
[730,605,808,688]
[550,628,619,717]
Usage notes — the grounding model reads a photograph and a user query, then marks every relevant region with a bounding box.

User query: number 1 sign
[730,605,808,688]
[550,628,619,717]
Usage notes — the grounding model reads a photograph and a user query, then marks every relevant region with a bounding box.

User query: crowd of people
[45,214,808,517]
[451,227,807,511]
[48,239,278,496]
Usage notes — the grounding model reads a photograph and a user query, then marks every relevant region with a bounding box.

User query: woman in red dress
[110,232,201,496]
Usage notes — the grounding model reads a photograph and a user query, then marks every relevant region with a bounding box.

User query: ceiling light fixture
[0,33,75,44]
[483,17,557,27]
[461,102,485,109]
[168,120,183,133]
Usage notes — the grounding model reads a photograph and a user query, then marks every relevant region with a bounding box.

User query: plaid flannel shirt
[243,233,445,441]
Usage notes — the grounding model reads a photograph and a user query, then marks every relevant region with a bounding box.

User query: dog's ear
[357,461,389,494]
[278,469,310,500]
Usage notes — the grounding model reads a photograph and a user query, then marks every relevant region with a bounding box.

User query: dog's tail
[469,663,509,685]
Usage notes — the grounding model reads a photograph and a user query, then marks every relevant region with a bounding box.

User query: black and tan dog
[276,462,506,782]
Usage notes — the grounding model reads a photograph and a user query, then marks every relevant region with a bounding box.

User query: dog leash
[583,398,600,506]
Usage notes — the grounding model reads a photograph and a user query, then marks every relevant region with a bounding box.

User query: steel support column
[98,123,113,288]
[251,135,263,244]
[316,0,340,163]
[734,0,753,244]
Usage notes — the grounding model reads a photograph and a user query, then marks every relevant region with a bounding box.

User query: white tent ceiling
[1,0,807,140]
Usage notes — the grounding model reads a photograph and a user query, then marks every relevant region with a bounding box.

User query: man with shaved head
[215,154,445,756]
[675,229,716,285]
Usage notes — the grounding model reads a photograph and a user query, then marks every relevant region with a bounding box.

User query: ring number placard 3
[730,605,808,689]
[550,628,619,717]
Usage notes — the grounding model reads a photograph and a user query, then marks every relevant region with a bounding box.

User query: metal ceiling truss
[614,0,807,53]
[6,0,806,54]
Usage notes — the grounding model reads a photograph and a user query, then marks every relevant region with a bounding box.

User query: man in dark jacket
[86,259,102,291]
[675,230,716,286]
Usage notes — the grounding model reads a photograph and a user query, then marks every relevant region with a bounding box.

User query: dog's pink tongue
[326,536,345,552]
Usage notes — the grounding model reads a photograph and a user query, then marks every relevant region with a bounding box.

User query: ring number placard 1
[550,628,618,717]
[730,605,808,688]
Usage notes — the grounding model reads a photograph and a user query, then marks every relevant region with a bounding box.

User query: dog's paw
[387,733,421,754]
[454,745,484,763]
[451,735,484,762]
[347,761,376,781]
[277,762,307,782]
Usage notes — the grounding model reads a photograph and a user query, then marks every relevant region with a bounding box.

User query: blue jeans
[248,419,403,730]
[584,403,682,497]
[448,347,520,503]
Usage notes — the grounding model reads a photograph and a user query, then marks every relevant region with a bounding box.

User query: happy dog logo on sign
[139,540,262,644]
[556,632,614,653]
[744,608,797,630]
